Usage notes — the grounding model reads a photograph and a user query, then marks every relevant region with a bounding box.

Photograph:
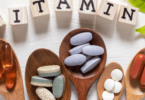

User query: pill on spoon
[102,91,114,100]
[104,79,115,91]
[111,69,123,81]
[70,32,92,46]
[112,81,122,93]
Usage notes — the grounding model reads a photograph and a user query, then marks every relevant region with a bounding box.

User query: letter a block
[9,7,28,25]
[118,5,139,25]
[0,16,6,27]
[97,0,119,20]
[79,0,97,14]
[30,0,49,17]
[55,0,72,11]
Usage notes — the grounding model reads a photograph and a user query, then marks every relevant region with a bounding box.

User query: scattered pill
[102,91,114,100]
[104,79,115,91]
[70,32,92,46]
[111,69,123,81]
[37,65,61,77]
[112,81,122,93]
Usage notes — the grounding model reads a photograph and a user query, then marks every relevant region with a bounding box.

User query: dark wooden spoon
[0,39,24,100]
[59,28,107,100]
[97,62,125,100]
[25,49,71,100]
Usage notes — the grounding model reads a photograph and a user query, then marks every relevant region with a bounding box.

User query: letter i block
[97,0,119,20]
[55,0,72,11]
[79,0,97,14]
[118,5,139,25]
[9,7,28,25]
[0,15,6,27]
[30,0,49,17]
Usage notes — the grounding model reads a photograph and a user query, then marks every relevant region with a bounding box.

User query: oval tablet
[104,79,115,91]
[53,75,65,98]
[69,43,90,55]
[64,54,86,66]
[112,81,122,93]
[102,91,114,100]
[70,32,92,46]
[36,87,55,100]
[81,56,101,74]
[37,65,61,77]
[111,69,123,81]
[31,76,52,87]
[82,45,104,56]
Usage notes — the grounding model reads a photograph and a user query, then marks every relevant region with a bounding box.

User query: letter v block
[97,0,119,20]
[118,5,139,25]
[30,0,49,17]
[55,0,72,11]
[9,7,28,25]
[79,0,97,14]
[0,15,6,27]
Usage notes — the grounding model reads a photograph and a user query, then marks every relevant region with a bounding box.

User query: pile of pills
[102,69,123,100]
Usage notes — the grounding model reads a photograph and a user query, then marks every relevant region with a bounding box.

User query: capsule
[0,52,3,79]
[2,43,13,71]
[140,66,145,88]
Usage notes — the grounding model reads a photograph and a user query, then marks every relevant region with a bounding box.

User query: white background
[0,0,145,99]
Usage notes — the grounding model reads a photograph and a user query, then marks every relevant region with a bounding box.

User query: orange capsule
[0,52,4,79]
[2,43,13,71]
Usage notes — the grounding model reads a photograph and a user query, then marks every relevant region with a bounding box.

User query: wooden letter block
[97,0,119,20]
[9,7,28,25]
[118,5,139,25]
[30,0,49,17]
[0,15,6,27]
[55,0,72,11]
[79,0,97,15]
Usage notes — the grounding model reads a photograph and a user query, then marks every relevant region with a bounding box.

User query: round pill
[104,79,115,91]
[111,69,123,81]
[112,81,122,93]
[102,91,114,100]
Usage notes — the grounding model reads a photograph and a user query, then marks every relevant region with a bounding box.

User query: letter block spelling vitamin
[0,15,6,27]
[55,0,72,11]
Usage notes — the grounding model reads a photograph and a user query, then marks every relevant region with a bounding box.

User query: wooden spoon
[126,48,145,100]
[0,39,24,100]
[97,62,125,100]
[25,49,71,100]
[59,28,107,100]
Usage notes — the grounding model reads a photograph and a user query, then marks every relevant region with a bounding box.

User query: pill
[130,54,145,81]
[36,87,55,100]
[82,45,104,56]
[81,56,101,74]
[112,81,122,93]
[140,66,145,88]
[70,32,92,46]
[111,69,123,81]
[53,75,65,98]
[0,52,4,79]
[104,79,115,91]
[31,76,52,87]
[69,43,90,55]
[37,65,61,77]
[64,54,86,66]
[102,91,114,100]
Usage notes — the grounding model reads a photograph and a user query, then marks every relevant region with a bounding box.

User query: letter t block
[9,7,28,25]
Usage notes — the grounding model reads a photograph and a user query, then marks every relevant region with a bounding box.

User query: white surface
[0,0,145,100]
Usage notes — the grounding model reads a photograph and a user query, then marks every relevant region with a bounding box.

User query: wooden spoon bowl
[97,62,125,100]
[126,48,145,100]
[59,28,107,100]
[25,49,71,100]
[0,39,24,100]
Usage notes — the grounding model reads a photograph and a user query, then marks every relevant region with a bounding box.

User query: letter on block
[55,0,72,11]
[0,16,5,27]
[118,5,139,25]
[97,0,119,20]
[9,7,28,25]
[30,0,49,17]
[79,0,97,14]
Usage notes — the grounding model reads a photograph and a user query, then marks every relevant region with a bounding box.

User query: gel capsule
[2,43,13,71]
[140,66,145,88]
[0,52,4,79]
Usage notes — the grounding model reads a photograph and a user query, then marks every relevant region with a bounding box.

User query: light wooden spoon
[97,62,125,100]
[59,28,107,100]
[126,48,145,100]
[25,49,71,100]
[0,39,24,100]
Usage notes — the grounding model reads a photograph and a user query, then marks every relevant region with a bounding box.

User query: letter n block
[118,5,139,25]
[79,0,97,14]
[97,0,119,20]
[55,0,72,11]
[30,0,49,17]
[9,7,28,25]
[0,16,6,27]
